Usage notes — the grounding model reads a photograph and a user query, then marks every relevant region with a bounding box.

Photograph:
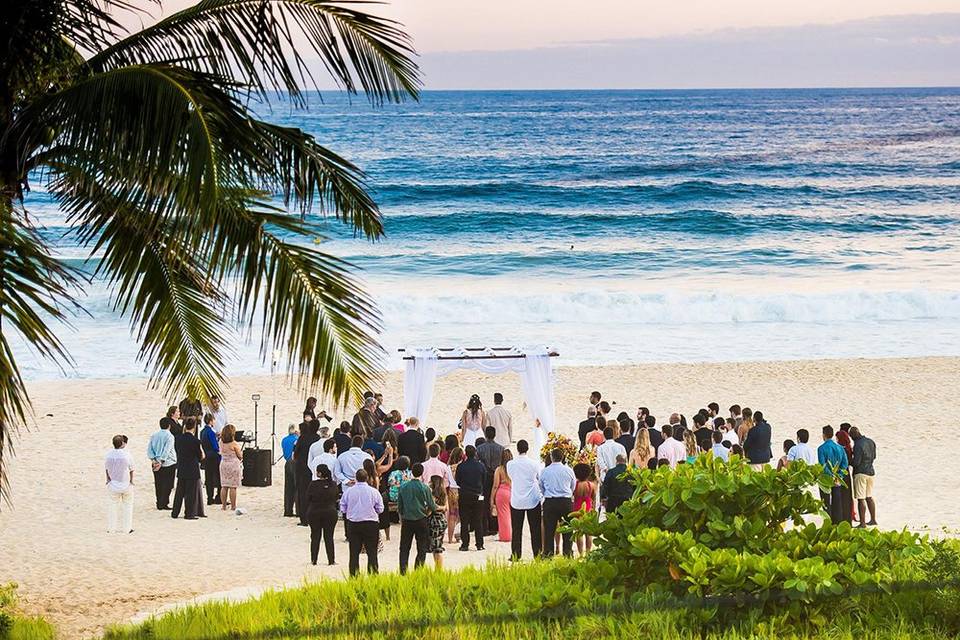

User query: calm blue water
[17,88,960,377]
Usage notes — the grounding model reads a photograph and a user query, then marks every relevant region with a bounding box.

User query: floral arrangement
[540,432,580,467]
[573,447,597,468]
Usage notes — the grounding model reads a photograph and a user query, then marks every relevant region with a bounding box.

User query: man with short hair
[172,417,204,520]
[669,413,686,442]
[484,393,514,446]
[597,400,611,419]
[850,426,877,528]
[707,402,720,419]
[206,395,229,435]
[146,416,177,510]
[589,391,601,411]
[334,435,373,486]
[334,420,352,456]
[105,434,135,533]
[721,418,740,447]
[454,445,487,551]
[729,404,743,428]
[476,426,504,530]
[422,442,455,488]
[786,429,817,465]
[397,417,427,464]
[539,448,576,557]
[397,462,437,574]
[596,426,627,479]
[656,424,686,468]
[199,413,221,505]
[818,425,849,524]
[281,424,299,517]
[351,396,380,437]
[645,415,663,450]
[692,414,714,452]
[340,469,383,576]
[710,431,730,461]
[373,392,387,424]
[743,410,773,470]
[308,437,337,481]
[601,453,632,515]
[178,396,202,422]
[578,406,598,450]
[506,439,542,559]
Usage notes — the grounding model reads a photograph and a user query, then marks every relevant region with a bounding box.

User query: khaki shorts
[853,473,874,500]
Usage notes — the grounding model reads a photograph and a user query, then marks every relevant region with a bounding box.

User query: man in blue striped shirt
[146,419,176,510]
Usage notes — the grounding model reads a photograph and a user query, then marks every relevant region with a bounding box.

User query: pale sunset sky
[143,1,960,88]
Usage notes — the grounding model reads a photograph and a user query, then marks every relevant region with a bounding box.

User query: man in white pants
[105,434,135,533]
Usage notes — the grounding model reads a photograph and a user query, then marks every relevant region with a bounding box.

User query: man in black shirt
[577,407,597,449]
[294,418,320,526]
[351,396,380,437]
[172,417,204,520]
[334,421,352,456]
[692,414,714,452]
[644,415,664,451]
[397,418,427,465]
[616,417,636,453]
[178,396,202,422]
[601,454,633,515]
[476,426,504,530]
[454,445,486,551]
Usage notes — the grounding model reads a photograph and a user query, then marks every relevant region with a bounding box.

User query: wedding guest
[710,431,730,461]
[597,426,627,478]
[589,391,601,412]
[585,416,606,447]
[729,404,743,428]
[351,396,380,437]
[219,424,242,511]
[539,448,575,558]
[722,418,740,447]
[446,446,464,545]
[172,418,204,520]
[507,439,542,559]
[455,445,486,551]
[777,439,796,471]
[460,395,485,448]
[422,443,455,488]
[397,463,437,574]
[387,456,413,504]
[147,415,177,510]
[656,424,686,468]
[160,405,182,437]
[398,417,427,465]
[374,393,388,424]
[178,396,202,422]
[628,428,656,469]
[850,426,878,527]
[477,426,504,529]
[818,425,849,524]
[743,410,772,470]
[707,402,721,420]
[303,397,318,422]
[308,436,337,481]
[335,435,374,487]
[578,406,598,449]
[645,415,664,450]
[731,444,744,458]
[388,410,404,433]
[440,434,459,464]
[571,463,595,556]
[692,414,714,452]
[615,413,636,452]
[428,476,448,569]
[199,413,221,505]
[206,395,228,435]
[490,449,513,542]
[340,469,383,576]
[306,464,339,565]
[424,427,436,444]
[294,418,320,525]
[334,421,352,456]
[362,429,385,459]
[105,434,135,533]
[485,393,514,446]
[601,454,632,515]
[281,424,299,517]
[737,407,754,443]
[836,429,856,523]
[787,429,817,465]
[683,431,699,465]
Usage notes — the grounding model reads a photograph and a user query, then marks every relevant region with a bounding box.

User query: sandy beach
[1,356,957,638]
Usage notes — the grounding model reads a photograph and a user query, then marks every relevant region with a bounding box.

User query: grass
[101,559,960,640]
[0,583,55,640]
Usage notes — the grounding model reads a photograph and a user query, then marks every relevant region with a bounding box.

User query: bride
[459,394,485,448]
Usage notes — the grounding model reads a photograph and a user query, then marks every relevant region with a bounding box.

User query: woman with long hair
[629,428,656,470]
[737,407,754,443]
[219,424,242,510]
[572,462,596,556]
[460,395,485,448]
[490,449,513,542]
[306,463,338,565]
[835,429,856,523]
[446,446,464,544]
[777,439,796,471]
[683,431,699,465]
[440,434,458,464]
[388,409,404,433]
[428,476,447,569]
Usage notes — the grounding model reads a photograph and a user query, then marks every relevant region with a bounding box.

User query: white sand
[1,357,957,638]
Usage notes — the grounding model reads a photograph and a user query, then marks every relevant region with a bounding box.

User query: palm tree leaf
[86,0,421,104]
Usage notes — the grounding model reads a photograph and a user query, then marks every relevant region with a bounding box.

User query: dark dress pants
[172,476,199,518]
[346,520,380,576]
[153,464,176,509]
[296,470,311,525]
[204,459,221,504]
[510,504,542,559]
[542,497,573,557]
[309,510,337,564]
[284,458,298,516]
[399,517,430,574]
[458,491,485,549]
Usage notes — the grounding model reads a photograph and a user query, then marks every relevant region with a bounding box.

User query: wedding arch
[400,346,559,453]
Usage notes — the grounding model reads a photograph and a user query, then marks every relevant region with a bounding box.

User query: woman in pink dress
[490,449,513,542]
[572,463,596,556]
[219,424,243,510]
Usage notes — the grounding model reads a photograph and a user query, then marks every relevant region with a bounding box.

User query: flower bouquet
[540,432,579,467]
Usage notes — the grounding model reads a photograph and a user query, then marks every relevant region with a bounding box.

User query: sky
[140,1,960,88]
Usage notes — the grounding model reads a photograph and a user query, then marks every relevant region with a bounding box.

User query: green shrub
[0,583,55,640]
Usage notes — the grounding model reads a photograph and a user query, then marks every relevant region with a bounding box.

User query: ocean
[16,88,960,378]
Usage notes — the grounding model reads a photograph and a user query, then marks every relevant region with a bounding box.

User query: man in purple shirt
[339,468,383,576]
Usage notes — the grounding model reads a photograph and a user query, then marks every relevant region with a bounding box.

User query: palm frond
[86,0,421,104]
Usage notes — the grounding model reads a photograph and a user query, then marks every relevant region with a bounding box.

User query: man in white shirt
[334,435,373,486]
[786,428,818,465]
[596,425,627,478]
[105,434,135,533]
[722,419,740,447]
[484,392,514,446]
[308,436,338,481]
[206,395,229,435]
[656,424,686,469]
[505,439,543,559]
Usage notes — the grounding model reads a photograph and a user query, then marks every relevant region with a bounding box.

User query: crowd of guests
[104,390,879,574]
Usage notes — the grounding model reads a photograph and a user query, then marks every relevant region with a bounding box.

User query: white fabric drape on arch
[401,347,554,452]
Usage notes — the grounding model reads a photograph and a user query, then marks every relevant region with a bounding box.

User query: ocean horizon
[16,87,960,379]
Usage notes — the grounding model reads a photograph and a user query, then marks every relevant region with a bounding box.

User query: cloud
[417,13,960,89]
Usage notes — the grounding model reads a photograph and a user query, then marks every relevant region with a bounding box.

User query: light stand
[270,351,279,464]
[251,393,261,448]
